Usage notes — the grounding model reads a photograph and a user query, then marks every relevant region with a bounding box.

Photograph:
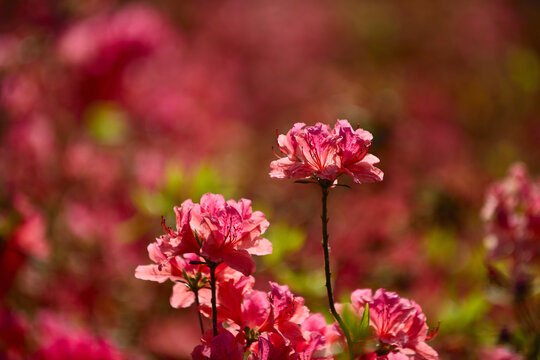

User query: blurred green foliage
[425,227,458,266]
[263,223,306,266]
[439,293,492,339]
[85,102,128,145]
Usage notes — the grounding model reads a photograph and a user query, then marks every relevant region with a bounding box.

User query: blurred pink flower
[59,4,174,75]
[480,346,524,360]
[0,308,28,359]
[270,120,383,184]
[34,312,127,360]
[482,163,540,267]
[350,289,438,360]
[58,3,179,112]
[0,196,49,298]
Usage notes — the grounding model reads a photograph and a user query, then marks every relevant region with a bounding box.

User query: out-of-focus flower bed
[0,0,539,359]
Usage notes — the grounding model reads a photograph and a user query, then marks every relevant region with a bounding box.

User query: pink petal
[345,156,384,184]
[351,289,373,309]
[414,342,439,360]
[245,237,272,256]
[134,264,170,283]
[221,249,255,276]
[170,283,195,308]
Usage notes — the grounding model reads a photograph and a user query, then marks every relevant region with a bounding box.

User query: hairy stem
[209,262,219,337]
[320,184,354,359]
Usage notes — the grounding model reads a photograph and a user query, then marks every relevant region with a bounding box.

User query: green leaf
[360,303,370,333]
[341,303,371,343]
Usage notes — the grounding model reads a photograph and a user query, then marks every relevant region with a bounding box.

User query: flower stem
[193,288,205,335]
[320,184,354,359]
[209,262,219,337]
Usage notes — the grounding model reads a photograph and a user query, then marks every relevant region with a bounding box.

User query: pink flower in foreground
[247,333,296,360]
[136,251,214,309]
[192,329,244,360]
[270,120,383,184]
[482,163,540,266]
[214,280,309,344]
[135,232,245,308]
[195,278,339,359]
[300,313,342,359]
[157,193,271,275]
[350,289,438,360]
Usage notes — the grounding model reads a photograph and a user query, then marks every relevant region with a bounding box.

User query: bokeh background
[1,0,540,359]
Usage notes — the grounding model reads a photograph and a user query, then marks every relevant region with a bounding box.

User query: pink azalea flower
[209,279,309,349]
[247,333,296,360]
[196,279,336,359]
[192,329,244,360]
[159,193,271,275]
[270,120,383,184]
[333,120,384,184]
[300,313,342,359]
[136,251,210,308]
[260,282,310,344]
[482,163,540,267]
[270,122,339,181]
[350,289,438,360]
[135,243,242,309]
[209,275,257,328]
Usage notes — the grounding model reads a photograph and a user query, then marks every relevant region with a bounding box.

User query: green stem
[320,184,354,359]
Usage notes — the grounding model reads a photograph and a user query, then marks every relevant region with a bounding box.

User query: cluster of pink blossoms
[136,193,271,307]
[137,193,271,276]
[136,121,438,359]
[194,278,342,360]
[347,289,438,360]
[482,163,540,268]
[270,120,383,184]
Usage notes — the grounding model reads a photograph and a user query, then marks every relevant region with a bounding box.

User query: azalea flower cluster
[136,120,438,359]
[346,289,438,360]
[480,164,540,358]
[270,120,384,184]
[193,279,342,360]
[482,163,540,270]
